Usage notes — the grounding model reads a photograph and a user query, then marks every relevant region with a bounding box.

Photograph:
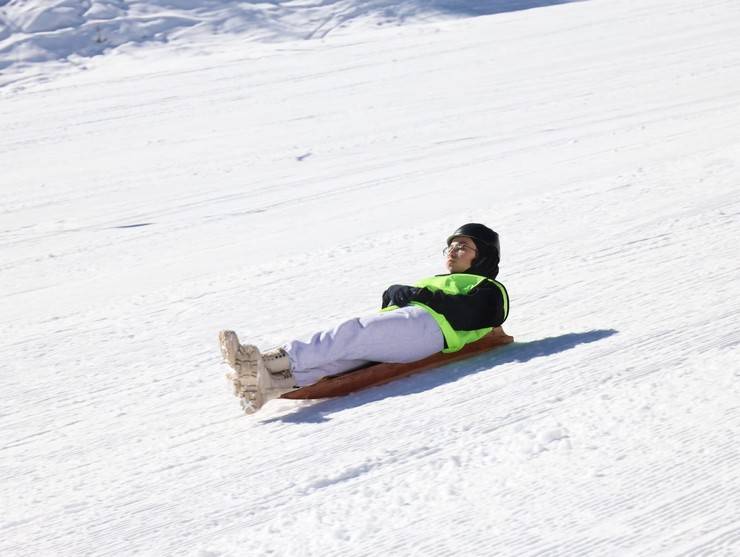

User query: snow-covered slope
[2,0,740,555]
[0,0,577,87]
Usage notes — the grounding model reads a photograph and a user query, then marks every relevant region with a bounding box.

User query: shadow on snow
[263,328,618,424]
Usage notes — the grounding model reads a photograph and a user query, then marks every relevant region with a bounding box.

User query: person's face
[444,236,478,273]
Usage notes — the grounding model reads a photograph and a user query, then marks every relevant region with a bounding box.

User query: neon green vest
[386,274,509,353]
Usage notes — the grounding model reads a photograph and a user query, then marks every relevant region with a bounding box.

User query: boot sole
[219,330,265,412]
[218,330,240,368]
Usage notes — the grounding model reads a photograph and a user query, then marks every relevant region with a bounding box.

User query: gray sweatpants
[283,306,445,386]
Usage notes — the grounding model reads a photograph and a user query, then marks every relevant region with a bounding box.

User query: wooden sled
[280,327,514,400]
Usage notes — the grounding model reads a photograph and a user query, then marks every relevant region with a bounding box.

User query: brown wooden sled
[280,327,514,400]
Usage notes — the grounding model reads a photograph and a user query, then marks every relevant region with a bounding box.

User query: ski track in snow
[2,0,740,555]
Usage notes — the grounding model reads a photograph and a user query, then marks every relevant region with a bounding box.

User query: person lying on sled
[219,223,510,413]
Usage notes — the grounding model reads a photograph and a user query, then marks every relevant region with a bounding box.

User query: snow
[2,0,740,555]
[0,0,578,86]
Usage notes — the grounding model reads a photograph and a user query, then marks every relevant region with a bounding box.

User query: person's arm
[381,284,419,308]
[381,282,508,330]
[413,282,507,330]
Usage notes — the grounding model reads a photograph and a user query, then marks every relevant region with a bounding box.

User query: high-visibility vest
[409,273,509,353]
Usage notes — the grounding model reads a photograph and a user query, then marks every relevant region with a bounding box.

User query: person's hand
[382,284,421,308]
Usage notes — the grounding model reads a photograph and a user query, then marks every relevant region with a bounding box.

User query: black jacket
[381,277,508,331]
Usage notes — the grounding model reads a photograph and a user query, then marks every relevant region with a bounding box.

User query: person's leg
[289,359,370,386]
[284,306,444,386]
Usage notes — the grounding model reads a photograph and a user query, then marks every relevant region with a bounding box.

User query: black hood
[464,255,499,279]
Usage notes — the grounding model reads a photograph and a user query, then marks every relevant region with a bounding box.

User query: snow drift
[1,0,578,76]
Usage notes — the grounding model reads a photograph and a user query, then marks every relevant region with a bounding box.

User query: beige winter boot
[218,332,296,414]
[218,330,265,413]
[260,347,297,391]
[251,349,297,412]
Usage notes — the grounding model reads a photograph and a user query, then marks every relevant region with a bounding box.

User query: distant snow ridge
[0,0,576,72]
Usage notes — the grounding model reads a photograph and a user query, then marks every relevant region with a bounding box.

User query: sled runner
[280,326,514,400]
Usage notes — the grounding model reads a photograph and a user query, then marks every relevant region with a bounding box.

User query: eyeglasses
[442,242,478,257]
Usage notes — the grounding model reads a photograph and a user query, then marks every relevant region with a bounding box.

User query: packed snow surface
[2,0,740,555]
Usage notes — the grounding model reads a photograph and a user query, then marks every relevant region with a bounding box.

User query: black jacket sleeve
[381,284,422,309]
[412,281,508,330]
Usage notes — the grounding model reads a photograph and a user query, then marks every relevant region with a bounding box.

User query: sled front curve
[280,327,514,400]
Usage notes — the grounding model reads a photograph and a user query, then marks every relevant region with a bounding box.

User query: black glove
[382,284,423,308]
